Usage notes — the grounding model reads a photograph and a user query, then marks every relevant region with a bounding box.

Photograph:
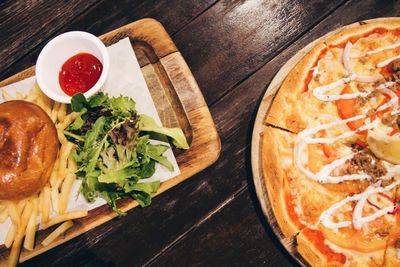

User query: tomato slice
[380,64,393,79]
[307,144,334,172]
[284,189,304,229]
[355,138,368,148]
[378,192,395,203]
[336,85,392,133]
[322,143,336,158]
[373,92,392,119]
[302,228,346,264]
[336,85,366,132]
[389,129,400,136]
[320,220,388,252]
[320,130,337,158]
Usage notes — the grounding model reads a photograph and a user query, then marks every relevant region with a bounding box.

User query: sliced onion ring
[343,41,383,83]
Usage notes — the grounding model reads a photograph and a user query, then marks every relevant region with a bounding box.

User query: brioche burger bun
[0,100,59,200]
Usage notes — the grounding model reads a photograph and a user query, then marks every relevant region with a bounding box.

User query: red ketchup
[59,52,103,96]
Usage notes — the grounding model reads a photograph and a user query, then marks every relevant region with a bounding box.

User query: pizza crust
[261,126,300,237]
[296,231,342,267]
[266,42,327,133]
[324,18,400,47]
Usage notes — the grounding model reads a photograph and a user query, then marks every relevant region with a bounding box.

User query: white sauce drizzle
[312,77,371,101]
[319,181,400,229]
[377,55,400,68]
[298,115,378,144]
[315,154,370,183]
[376,83,399,115]
[381,164,400,179]
[311,66,321,77]
[366,41,400,54]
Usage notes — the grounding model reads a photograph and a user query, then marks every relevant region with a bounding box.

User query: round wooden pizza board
[250,17,399,266]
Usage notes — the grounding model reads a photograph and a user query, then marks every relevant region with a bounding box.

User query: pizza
[261,18,400,266]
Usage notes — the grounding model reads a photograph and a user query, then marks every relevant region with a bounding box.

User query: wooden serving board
[251,17,398,266]
[0,18,221,264]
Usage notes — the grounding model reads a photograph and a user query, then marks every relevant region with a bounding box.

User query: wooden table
[0,0,397,266]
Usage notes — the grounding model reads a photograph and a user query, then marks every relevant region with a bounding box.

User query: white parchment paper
[0,38,180,244]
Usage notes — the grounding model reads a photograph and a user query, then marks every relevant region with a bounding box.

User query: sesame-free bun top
[0,100,59,200]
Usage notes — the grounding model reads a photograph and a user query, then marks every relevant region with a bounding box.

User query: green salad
[64,92,189,214]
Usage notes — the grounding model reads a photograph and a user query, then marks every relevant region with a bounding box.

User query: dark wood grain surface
[0,0,397,266]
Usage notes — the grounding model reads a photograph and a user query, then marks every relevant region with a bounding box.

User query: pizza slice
[261,126,398,266]
[266,19,400,135]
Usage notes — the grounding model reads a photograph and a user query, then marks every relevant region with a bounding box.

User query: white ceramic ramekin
[36,31,109,103]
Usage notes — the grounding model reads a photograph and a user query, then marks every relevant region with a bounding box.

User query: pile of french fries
[0,84,88,266]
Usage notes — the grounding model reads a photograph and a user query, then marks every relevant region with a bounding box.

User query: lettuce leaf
[71,93,87,112]
[66,92,189,214]
[130,192,152,207]
[124,181,160,194]
[138,115,189,149]
[106,96,136,118]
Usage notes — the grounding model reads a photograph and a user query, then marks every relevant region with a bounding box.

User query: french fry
[56,112,79,146]
[42,210,87,230]
[23,198,38,251]
[58,172,76,214]
[68,153,77,172]
[41,220,74,247]
[51,102,61,123]
[2,91,14,101]
[57,128,68,146]
[57,103,67,122]
[8,201,33,267]
[49,157,60,188]
[57,142,74,186]
[7,202,20,227]
[16,199,28,215]
[25,83,40,102]
[37,90,53,111]
[0,201,6,212]
[41,186,51,225]
[57,112,80,131]
[51,185,60,214]
[38,188,44,214]
[4,224,16,249]
[35,97,51,116]
[15,91,24,100]
[0,206,9,224]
